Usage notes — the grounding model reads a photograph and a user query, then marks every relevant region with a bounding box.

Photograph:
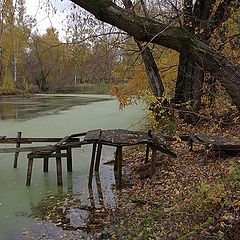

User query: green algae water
[0,94,145,239]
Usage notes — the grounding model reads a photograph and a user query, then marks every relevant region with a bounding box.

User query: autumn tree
[26,28,63,92]
[70,0,240,116]
[0,0,31,94]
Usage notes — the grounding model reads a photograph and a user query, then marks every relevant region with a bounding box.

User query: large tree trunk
[174,0,205,123]
[175,55,193,105]
[71,0,240,110]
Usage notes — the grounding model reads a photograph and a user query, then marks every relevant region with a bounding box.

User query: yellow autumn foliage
[111,63,149,108]
[1,71,14,94]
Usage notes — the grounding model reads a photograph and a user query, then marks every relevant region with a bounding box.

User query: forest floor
[111,118,240,239]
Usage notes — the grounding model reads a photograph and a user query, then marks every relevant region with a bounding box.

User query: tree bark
[71,0,240,110]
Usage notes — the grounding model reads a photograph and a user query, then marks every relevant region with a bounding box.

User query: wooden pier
[0,129,176,187]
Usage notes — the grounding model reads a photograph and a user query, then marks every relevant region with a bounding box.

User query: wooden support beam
[114,147,119,172]
[13,132,22,168]
[56,148,63,186]
[117,145,123,188]
[66,146,73,172]
[88,142,97,186]
[0,137,80,144]
[43,157,49,172]
[150,148,157,177]
[145,144,150,164]
[0,142,84,154]
[26,157,33,186]
[95,143,102,172]
[29,153,68,159]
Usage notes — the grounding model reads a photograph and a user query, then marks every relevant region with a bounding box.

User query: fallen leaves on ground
[113,120,240,239]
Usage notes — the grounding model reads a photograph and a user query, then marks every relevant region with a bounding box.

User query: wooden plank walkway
[83,129,176,187]
[0,129,177,188]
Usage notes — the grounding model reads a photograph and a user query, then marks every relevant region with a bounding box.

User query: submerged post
[66,146,73,172]
[116,145,123,188]
[95,143,102,172]
[56,148,63,186]
[43,157,49,172]
[26,157,33,186]
[88,142,97,186]
[13,131,22,168]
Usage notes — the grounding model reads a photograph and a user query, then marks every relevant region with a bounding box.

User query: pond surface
[0,94,145,239]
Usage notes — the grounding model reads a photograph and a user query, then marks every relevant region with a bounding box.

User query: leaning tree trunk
[122,0,164,98]
[71,0,240,111]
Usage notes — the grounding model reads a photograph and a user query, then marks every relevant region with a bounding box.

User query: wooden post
[13,131,22,168]
[43,157,49,172]
[95,143,102,172]
[150,148,157,177]
[56,148,63,186]
[114,146,119,172]
[66,146,73,172]
[117,145,123,188]
[26,157,33,186]
[145,144,150,164]
[88,142,97,186]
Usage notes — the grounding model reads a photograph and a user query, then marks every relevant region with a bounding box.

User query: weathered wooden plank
[70,132,87,138]
[191,135,232,144]
[0,146,56,153]
[28,153,68,158]
[100,129,129,144]
[0,142,84,154]
[100,130,115,143]
[129,132,149,144]
[84,129,101,141]
[135,132,149,143]
[211,143,240,151]
[0,137,80,144]
[113,129,130,144]
[54,136,70,147]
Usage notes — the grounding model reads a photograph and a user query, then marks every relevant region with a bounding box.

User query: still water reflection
[0,94,112,120]
[0,94,145,239]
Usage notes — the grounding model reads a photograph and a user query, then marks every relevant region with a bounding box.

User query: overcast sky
[25,0,71,38]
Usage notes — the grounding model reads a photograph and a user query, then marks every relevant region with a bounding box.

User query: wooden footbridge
[0,129,176,187]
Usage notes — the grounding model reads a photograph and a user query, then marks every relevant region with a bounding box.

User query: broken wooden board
[0,137,80,144]
[185,134,240,153]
